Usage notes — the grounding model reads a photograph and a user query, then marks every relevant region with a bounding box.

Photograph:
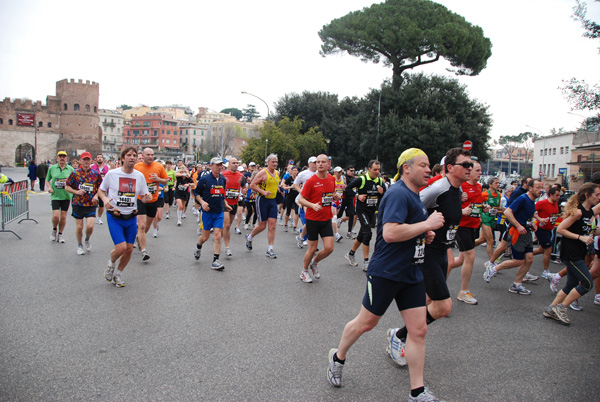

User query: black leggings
[285,196,298,217]
[245,202,258,225]
[563,259,594,296]
[337,197,355,232]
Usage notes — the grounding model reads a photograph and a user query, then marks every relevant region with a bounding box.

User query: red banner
[17,113,35,126]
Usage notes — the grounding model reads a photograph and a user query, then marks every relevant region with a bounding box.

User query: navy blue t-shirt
[508,185,527,206]
[367,180,429,283]
[507,193,535,227]
[194,173,226,214]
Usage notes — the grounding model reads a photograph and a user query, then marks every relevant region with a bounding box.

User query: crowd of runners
[41,145,600,402]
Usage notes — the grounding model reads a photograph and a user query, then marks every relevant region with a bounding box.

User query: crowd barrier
[0,180,38,239]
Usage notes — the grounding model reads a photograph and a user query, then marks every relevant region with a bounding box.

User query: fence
[0,180,38,239]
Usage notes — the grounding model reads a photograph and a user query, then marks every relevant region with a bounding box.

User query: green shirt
[166,169,177,189]
[46,164,74,200]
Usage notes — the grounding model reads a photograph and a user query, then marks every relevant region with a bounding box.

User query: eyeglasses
[455,162,474,169]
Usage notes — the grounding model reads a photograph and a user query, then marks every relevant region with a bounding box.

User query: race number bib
[413,238,425,264]
[147,182,158,194]
[470,203,482,218]
[445,225,459,244]
[550,214,559,225]
[489,208,498,217]
[177,185,187,191]
[366,195,378,206]
[322,192,333,207]
[226,188,240,199]
[54,179,66,189]
[79,182,94,193]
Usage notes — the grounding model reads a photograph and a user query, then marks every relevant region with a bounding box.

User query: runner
[282,166,299,232]
[327,148,445,402]
[46,151,75,243]
[337,165,357,238]
[193,157,231,270]
[234,165,247,234]
[134,148,169,261]
[174,166,193,226]
[297,154,340,283]
[164,160,177,220]
[476,177,504,261]
[99,147,151,287]
[293,157,318,248]
[222,157,247,257]
[533,186,561,279]
[151,183,165,238]
[246,154,282,258]
[343,160,386,271]
[65,152,103,255]
[91,153,109,225]
[331,166,346,242]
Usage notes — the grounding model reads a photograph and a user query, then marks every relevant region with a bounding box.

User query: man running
[164,160,177,219]
[327,148,445,402]
[65,152,103,255]
[344,160,386,271]
[246,154,281,258]
[91,153,109,224]
[297,154,340,283]
[134,148,169,261]
[46,151,75,243]
[337,165,357,238]
[533,186,561,280]
[99,147,151,287]
[193,157,231,270]
[293,157,318,247]
[222,157,247,257]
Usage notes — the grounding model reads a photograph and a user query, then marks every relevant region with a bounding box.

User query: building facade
[99,109,124,160]
[122,113,181,160]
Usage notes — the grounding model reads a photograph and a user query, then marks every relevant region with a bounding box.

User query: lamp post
[242,91,270,160]
[526,125,545,179]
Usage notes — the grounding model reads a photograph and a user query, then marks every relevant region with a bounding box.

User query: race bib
[54,179,66,189]
[117,192,135,207]
[366,196,378,206]
[226,188,240,199]
[445,225,459,244]
[322,192,333,207]
[178,184,187,191]
[470,203,482,218]
[413,238,425,264]
[79,182,94,193]
[489,208,498,217]
[210,186,225,197]
[550,214,559,225]
[148,182,158,194]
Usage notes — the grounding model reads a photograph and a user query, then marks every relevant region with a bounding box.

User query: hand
[202,202,210,211]
[103,199,114,210]
[225,204,232,212]
[580,235,593,246]
[48,188,54,194]
[461,192,468,202]
[263,191,272,197]
[377,185,383,194]
[149,173,159,181]
[312,203,322,212]
[482,204,490,213]
[358,194,366,202]
[426,210,445,231]
[518,224,527,235]
[425,230,436,244]
[333,193,341,201]
[462,207,472,216]
[92,195,98,205]
[143,193,152,203]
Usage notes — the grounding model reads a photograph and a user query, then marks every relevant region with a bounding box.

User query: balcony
[102,121,116,128]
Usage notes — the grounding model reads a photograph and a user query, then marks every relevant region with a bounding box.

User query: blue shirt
[507,193,535,227]
[194,173,226,214]
[367,180,429,283]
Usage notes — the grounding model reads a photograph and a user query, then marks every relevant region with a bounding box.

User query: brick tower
[55,79,101,158]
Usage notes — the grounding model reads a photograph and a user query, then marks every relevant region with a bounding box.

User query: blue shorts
[535,228,554,249]
[256,196,278,221]
[200,211,224,231]
[106,213,138,245]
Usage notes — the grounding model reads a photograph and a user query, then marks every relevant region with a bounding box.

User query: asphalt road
[1,167,598,401]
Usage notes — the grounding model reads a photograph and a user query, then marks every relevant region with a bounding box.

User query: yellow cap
[393,148,426,181]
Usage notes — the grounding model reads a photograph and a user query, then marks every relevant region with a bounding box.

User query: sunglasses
[455,162,474,169]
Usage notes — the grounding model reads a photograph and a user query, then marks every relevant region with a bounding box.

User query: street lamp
[241,91,270,159]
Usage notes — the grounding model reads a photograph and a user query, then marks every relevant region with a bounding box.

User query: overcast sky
[1,0,599,146]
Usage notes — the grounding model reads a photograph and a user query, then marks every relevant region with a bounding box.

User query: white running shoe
[309,260,320,279]
[77,244,85,255]
[300,270,313,283]
[84,240,92,252]
[386,328,407,366]
[105,260,115,282]
[334,233,343,242]
[225,247,232,257]
[51,229,58,241]
[58,234,65,243]
[153,228,158,238]
[95,217,103,225]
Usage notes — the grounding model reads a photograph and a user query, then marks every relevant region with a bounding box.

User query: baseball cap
[249,162,256,166]
[440,156,446,165]
[333,166,343,172]
[57,151,68,157]
[237,166,244,172]
[210,157,223,165]
[80,152,92,159]
[308,156,317,164]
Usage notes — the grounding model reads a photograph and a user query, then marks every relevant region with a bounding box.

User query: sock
[333,352,345,365]
[411,387,425,398]
[213,254,219,262]
[197,244,202,249]
[268,245,273,251]
[396,326,408,340]
[85,237,89,241]
[78,243,83,247]
[349,250,355,256]
[247,235,253,241]
[556,272,562,279]
[426,309,436,325]
[58,232,62,235]
[177,210,182,220]
[364,258,369,262]
[53,227,57,231]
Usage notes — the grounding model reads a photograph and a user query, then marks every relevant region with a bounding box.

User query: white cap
[440,156,446,165]
[308,156,317,163]
[237,166,244,172]
[333,166,343,172]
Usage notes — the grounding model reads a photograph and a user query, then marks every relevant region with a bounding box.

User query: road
[1,167,598,401]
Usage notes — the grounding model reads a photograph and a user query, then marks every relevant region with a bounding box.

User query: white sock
[247,235,253,241]
[177,210,182,220]
[268,245,273,251]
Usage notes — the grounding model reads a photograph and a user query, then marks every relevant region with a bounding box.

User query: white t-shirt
[294,169,316,187]
[100,168,149,214]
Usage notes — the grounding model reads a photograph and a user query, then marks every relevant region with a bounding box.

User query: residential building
[99,109,124,160]
[122,113,181,160]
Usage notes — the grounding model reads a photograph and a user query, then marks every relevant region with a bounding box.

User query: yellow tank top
[259,168,280,199]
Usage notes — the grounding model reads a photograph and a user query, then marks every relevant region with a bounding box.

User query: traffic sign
[463,140,473,151]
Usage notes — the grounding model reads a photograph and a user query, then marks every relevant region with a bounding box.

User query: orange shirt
[134,161,168,203]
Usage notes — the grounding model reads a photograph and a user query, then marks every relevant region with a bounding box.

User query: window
[143,130,149,135]
[74,104,80,111]
[560,147,563,154]
[85,105,90,112]
[167,130,170,135]
[154,130,158,136]
[0,118,2,124]
[553,148,556,155]
[133,130,139,136]
[565,146,569,153]
[162,130,164,135]
[94,106,97,113]
[166,139,170,144]
[544,149,547,156]
[63,103,68,110]
[551,164,555,177]
[38,121,43,127]
[174,140,177,144]
[48,122,52,128]
[539,164,542,174]
[8,119,13,125]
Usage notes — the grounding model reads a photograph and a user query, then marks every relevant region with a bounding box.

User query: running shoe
[595,295,600,306]
[85,240,92,252]
[336,218,342,227]
[165,212,169,219]
[51,229,57,241]
[293,227,300,235]
[386,328,406,366]
[303,240,308,246]
[244,223,249,230]
[335,233,343,243]
[153,228,158,238]
[105,260,115,282]
[483,264,497,283]
[58,234,65,243]
[362,260,369,272]
[541,270,553,280]
[543,304,558,320]
[196,224,201,235]
[508,283,531,295]
[409,387,443,402]
[194,247,201,260]
[211,259,225,270]
[569,300,583,311]
[245,234,253,250]
[300,270,313,283]
[309,260,320,279]
[113,273,125,288]
[283,225,288,232]
[522,272,539,282]
[550,274,561,293]
[346,232,353,239]
[480,242,487,247]
[327,348,343,388]
[296,235,304,249]
[265,249,277,259]
[96,217,103,225]
[345,252,358,266]
[552,303,571,325]
[234,227,242,235]
[141,249,150,261]
[457,291,478,305]
[77,244,85,255]
[225,247,232,257]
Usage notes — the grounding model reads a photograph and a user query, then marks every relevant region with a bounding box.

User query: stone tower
[55,79,102,157]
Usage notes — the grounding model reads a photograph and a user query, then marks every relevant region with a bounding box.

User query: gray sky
[1,0,599,145]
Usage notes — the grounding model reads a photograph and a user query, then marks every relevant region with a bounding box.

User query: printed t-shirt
[222,170,247,205]
[100,168,149,215]
[194,173,226,214]
[134,161,168,203]
[46,164,75,201]
[301,173,335,221]
[459,181,483,229]
[535,199,560,231]
[66,167,103,206]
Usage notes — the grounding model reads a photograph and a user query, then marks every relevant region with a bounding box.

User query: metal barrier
[0,180,38,239]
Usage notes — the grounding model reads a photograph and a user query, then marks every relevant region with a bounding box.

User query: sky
[1,0,599,145]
